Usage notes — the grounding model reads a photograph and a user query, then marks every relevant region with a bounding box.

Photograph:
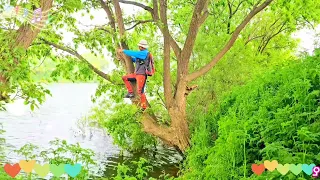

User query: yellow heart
[19,160,36,173]
[264,160,279,172]
[277,164,290,175]
[34,163,50,178]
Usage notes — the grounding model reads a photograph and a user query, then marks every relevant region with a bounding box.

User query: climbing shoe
[140,107,146,112]
[124,93,134,98]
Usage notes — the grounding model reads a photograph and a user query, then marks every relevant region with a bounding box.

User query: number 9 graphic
[312,166,320,178]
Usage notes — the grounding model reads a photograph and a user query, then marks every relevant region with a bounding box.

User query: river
[0,83,181,179]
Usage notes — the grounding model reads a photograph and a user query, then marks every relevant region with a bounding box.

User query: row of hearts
[4,163,82,178]
[251,164,319,176]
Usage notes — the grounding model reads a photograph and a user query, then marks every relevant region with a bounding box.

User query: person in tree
[118,40,151,110]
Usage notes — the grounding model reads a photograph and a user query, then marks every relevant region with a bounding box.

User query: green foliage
[182,55,320,179]
[14,139,96,179]
[95,157,174,180]
[113,158,153,180]
[14,143,39,160]
[89,100,156,151]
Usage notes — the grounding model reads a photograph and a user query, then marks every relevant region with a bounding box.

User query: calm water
[0,83,181,178]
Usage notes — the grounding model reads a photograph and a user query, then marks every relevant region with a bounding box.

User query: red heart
[251,163,265,175]
[4,163,21,178]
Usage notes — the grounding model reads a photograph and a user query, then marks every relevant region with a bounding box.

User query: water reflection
[0,83,181,178]
[103,147,181,178]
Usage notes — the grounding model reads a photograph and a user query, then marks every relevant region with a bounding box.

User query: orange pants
[122,74,147,109]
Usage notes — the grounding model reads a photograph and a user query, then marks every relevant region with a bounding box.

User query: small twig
[125,19,153,31]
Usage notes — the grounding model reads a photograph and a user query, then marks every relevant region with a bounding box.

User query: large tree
[1,0,320,152]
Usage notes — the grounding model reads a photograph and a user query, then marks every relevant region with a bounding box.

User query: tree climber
[118,39,152,110]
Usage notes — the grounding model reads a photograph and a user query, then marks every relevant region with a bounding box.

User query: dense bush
[181,54,320,179]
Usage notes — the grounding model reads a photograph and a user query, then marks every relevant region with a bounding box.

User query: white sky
[292,26,320,54]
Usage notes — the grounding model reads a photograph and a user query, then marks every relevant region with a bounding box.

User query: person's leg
[122,73,136,98]
[140,93,147,109]
[136,75,147,109]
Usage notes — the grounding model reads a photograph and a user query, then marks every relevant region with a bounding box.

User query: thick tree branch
[100,0,116,31]
[179,0,209,78]
[141,114,173,144]
[111,0,127,48]
[160,0,173,107]
[187,0,274,82]
[152,0,160,20]
[40,39,115,84]
[112,0,135,73]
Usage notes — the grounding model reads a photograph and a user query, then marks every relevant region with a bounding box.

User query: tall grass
[181,54,320,179]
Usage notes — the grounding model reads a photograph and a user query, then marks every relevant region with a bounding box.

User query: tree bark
[140,104,190,152]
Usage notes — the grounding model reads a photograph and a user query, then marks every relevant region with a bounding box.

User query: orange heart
[264,160,279,171]
[19,160,36,173]
[251,164,265,175]
[4,163,21,178]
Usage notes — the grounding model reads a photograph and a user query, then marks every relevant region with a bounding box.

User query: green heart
[50,164,65,177]
[34,163,50,178]
[289,164,302,175]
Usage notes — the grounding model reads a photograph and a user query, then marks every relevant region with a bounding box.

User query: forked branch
[187,0,274,82]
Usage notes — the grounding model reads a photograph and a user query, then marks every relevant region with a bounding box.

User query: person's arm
[123,50,148,60]
[117,48,136,62]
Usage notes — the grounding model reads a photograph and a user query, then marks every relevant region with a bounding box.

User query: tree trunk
[140,77,190,152]
[168,105,190,152]
[141,106,190,152]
